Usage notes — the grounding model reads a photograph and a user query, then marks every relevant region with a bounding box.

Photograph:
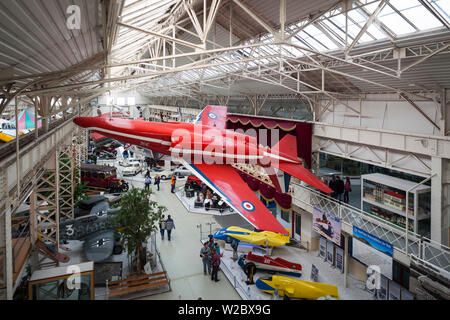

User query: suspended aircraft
[73,105,332,234]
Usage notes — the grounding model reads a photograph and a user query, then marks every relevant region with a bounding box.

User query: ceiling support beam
[400,93,441,131]
[117,22,205,51]
[400,43,450,74]
[345,0,387,57]
[232,0,276,37]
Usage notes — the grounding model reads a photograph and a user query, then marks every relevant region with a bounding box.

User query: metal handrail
[292,182,450,272]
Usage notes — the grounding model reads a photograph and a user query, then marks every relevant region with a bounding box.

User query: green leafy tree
[110,187,166,274]
[74,181,89,207]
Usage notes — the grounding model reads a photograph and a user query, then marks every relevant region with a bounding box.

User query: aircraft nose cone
[73,117,94,129]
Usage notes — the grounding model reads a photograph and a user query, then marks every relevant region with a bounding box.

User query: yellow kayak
[256,275,340,300]
[214,226,290,247]
[0,131,14,142]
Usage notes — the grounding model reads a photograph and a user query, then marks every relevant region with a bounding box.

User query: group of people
[158,214,176,241]
[200,236,223,282]
[144,170,161,191]
[325,175,352,203]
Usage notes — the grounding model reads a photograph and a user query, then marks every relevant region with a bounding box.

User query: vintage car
[120,160,143,176]
[173,165,191,177]
[148,166,173,180]
[81,164,129,193]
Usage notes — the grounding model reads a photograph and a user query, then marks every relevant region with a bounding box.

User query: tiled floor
[135,178,241,300]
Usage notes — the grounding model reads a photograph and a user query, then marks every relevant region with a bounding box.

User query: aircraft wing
[181,160,288,234]
[194,105,227,129]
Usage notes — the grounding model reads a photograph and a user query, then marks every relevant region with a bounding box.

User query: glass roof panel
[397,1,444,29]
[377,6,416,35]
[431,0,450,22]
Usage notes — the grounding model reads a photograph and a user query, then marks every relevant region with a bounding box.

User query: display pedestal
[224,243,273,256]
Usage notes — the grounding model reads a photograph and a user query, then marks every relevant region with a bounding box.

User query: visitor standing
[155,175,161,191]
[344,177,351,204]
[336,176,344,202]
[159,215,166,240]
[200,242,212,275]
[144,175,151,191]
[211,248,223,282]
[214,242,221,255]
[207,235,215,252]
[171,176,176,193]
[328,175,337,198]
[165,215,175,241]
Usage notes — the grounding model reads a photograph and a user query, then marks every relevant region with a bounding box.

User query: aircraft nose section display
[73,117,92,128]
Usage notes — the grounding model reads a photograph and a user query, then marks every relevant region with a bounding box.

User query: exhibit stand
[361,173,431,234]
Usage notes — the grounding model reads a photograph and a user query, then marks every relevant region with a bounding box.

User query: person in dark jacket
[154,175,161,191]
[211,248,223,282]
[328,175,337,198]
[159,215,166,240]
[335,176,345,202]
[165,215,175,241]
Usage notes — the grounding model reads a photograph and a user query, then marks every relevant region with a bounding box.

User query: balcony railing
[292,182,450,273]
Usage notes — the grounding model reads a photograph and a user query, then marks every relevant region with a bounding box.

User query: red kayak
[241,252,302,277]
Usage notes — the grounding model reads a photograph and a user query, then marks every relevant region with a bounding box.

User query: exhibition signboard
[327,239,334,266]
[352,226,393,280]
[335,247,344,273]
[319,237,327,259]
[313,206,341,245]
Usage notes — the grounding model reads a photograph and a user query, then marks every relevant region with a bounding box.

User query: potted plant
[109,187,166,274]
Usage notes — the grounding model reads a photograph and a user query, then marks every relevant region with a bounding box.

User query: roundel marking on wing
[208,112,217,119]
[242,201,255,212]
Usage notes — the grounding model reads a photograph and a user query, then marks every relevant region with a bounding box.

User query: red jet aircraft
[74,106,332,234]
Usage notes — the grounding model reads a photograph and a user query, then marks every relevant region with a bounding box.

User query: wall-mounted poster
[389,281,401,300]
[311,264,319,282]
[352,226,393,280]
[327,239,335,266]
[313,206,341,245]
[377,275,389,300]
[335,247,344,273]
[319,237,327,260]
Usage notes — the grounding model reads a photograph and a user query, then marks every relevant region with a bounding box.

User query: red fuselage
[73,116,300,166]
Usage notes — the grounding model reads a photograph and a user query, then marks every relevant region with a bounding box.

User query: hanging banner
[352,226,393,280]
[336,247,344,273]
[313,207,341,245]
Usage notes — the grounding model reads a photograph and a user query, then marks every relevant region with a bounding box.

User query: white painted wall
[97,90,151,106]
[319,94,440,136]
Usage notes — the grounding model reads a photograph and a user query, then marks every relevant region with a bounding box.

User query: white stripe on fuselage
[263,151,298,163]
[170,148,262,160]
[85,127,172,146]
[86,126,298,164]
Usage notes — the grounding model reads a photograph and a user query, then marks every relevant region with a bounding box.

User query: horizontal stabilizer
[276,162,333,194]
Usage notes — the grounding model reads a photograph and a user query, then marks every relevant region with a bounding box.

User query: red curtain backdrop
[237,170,292,211]
[227,115,312,168]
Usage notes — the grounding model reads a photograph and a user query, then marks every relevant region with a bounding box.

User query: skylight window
[398,0,444,29]
[377,7,416,35]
